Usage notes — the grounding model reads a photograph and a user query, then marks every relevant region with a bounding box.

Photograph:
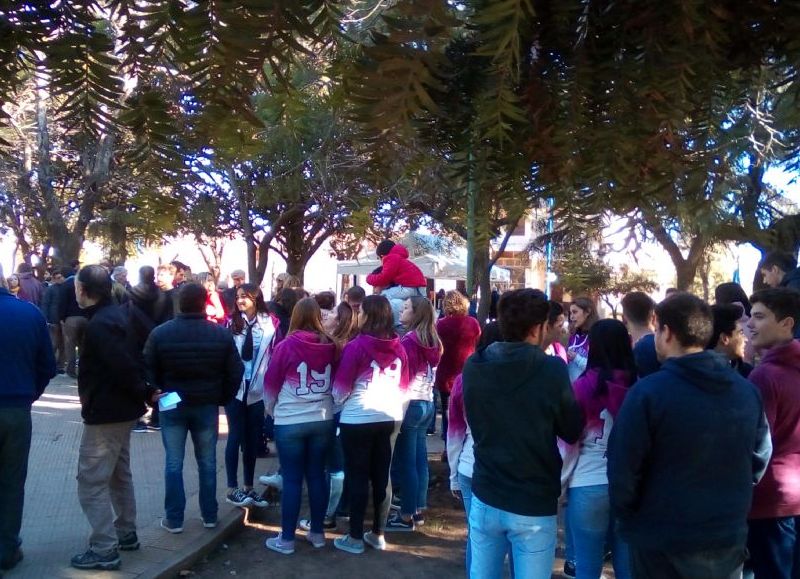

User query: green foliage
[554,246,612,298]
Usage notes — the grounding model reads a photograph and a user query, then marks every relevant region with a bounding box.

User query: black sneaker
[247,489,269,508]
[385,513,415,532]
[413,512,425,526]
[70,549,121,571]
[147,422,161,431]
[132,421,149,433]
[563,560,576,578]
[0,548,23,570]
[118,531,139,551]
[226,488,254,507]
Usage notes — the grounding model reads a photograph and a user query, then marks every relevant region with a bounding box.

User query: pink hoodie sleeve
[263,340,288,416]
[332,341,362,405]
[269,313,284,347]
[447,374,467,490]
[401,336,420,377]
[398,345,411,392]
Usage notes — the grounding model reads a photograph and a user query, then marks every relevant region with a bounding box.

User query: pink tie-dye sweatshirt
[332,334,410,424]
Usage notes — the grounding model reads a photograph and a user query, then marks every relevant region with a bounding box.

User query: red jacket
[366,245,426,288]
[435,314,481,395]
[749,339,800,519]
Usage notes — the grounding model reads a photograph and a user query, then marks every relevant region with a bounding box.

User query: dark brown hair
[331,301,357,345]
[359,294,395,339]
[231,283,268,334]
[571,297,599,334]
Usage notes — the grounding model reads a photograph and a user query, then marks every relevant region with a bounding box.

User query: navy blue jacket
[0,288,57,407]
[632,333,660,378]
[608,350,772,552]
[40,282,62,324]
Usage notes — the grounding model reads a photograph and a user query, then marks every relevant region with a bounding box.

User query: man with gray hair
[111,267,129,306]
[70,265,148,571]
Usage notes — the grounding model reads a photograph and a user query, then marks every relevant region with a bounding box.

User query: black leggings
[340,421,399,539]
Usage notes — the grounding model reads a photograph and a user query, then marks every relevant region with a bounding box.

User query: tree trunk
[108,213,128,265]
[229,166,260,283]
[473,242,491,325]
[283,213,307,284]
[646,214,708,292]
[675,258,701,291]
[197,237,225,284]
[36,83,73,264]
[699,256,711,302]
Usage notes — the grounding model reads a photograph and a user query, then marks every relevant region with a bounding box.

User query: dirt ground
[184,461,610,579]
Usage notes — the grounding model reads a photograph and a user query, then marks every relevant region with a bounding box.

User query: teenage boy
[746,288,800,579]
[144,283,243,534]
[759,251,800,290]
[608,293,772,579]
[462,288,584,579]
[621,291,659,377]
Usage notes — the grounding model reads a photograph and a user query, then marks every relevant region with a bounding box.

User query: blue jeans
[564,501,575,563]
[224,399,264,488]
[459,473,475,573]
[393,400,433,516]
[460,474,514,577]
[748,516,800,579]
[160,404,219,525]
[275,420,334,540]
[0,408,31,561]
[567,484,630,579]
[469,495,556,579]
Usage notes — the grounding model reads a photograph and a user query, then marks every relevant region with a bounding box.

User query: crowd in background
[0,244,799,579]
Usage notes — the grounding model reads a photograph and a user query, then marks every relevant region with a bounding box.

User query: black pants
[0,408,31,561]
[630,545,746,579]
[440,391,450,441]
[340,421,398,540]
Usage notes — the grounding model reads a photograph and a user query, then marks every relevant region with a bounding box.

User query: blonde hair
[443,290,469,316]
[405,296,443,352]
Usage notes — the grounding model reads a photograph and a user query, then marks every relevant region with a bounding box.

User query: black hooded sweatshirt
[127,282,172,352]
[608,350,772,552]
[463,341,584,517]
[78,299,147,424]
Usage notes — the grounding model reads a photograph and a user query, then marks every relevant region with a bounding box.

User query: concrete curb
[143,508,245,579]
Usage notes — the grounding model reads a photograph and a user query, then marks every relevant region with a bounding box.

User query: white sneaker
[364,531,386,551]
[258,473,283,490]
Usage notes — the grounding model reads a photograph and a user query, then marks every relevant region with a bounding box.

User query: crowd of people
[0,244,799,579]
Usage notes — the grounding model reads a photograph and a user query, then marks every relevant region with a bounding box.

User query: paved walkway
[7,374,278,579]
[8,375,447,579]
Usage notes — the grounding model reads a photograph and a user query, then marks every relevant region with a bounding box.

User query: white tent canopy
[337,252,510,282]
